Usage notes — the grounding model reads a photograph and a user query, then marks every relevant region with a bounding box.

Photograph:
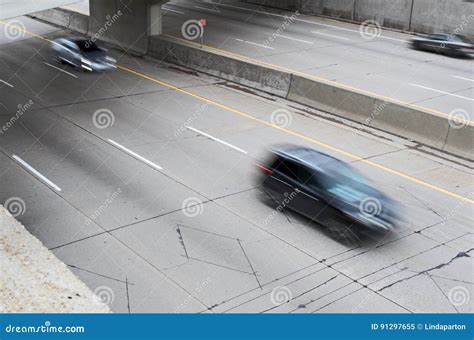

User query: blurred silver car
[411,34,474,58]
[51,38,116,72]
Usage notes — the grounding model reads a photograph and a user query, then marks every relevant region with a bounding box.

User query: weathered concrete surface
[411,0,474,36]
[243,0,474,37]
[0,206,110,313]
[88,0,167,54]
[30,8,89,34]
[148,35,292,97]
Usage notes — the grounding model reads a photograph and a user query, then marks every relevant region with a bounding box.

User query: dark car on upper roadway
[51,38,117,72]
[411,33,474,58]
[257,145,400,241]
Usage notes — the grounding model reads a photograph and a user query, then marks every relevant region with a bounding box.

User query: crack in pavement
[378,248,473,292]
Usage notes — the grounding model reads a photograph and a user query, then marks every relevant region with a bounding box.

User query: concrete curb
[0,206,110,313]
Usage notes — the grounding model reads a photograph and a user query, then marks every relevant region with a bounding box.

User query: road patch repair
[0,206,109,312]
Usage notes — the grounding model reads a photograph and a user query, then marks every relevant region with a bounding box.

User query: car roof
[270,144,341,171]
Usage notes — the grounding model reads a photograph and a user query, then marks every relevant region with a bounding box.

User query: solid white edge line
[234,38,275,50]
[186,126,248,154]
[409,83,474,101]
[311,31,350,41]
[108,139,163,171]
[43,62,78,78]
[0,79,14,87]
[276,34,314,44]
[194,5,220,13]
[453,75,474,83]
[163,7,185,14]
[209,1,407,43]
[12,155,62,192]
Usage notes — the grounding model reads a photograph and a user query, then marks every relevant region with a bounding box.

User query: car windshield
[451,35,472,43]
[318,161,371,202]
[429,34,448,41]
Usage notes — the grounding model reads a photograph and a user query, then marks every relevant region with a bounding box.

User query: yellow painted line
[0,20,52,43]
[3,19,472,204]
[117,64,474,205]
[163,34,474,126]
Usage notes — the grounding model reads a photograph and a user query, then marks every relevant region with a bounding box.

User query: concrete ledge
[0,206,110,313]
[31,8,72,28]
[149,36,291,97]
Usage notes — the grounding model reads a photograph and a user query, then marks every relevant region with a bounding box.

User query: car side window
[296,165,315,185]
[274,158,299,180]
[64,41,78,51]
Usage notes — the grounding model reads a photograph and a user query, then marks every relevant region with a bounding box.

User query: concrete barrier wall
[411,0,474,37]
[287,74,454,152]
[242,0,474,37]
[149,36,292,97]
[444,124,474,158]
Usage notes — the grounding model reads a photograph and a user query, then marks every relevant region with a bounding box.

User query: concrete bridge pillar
[88,0,166,54]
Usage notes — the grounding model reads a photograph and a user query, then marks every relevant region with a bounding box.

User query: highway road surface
[161,0,474,120]
[0,16,473,313]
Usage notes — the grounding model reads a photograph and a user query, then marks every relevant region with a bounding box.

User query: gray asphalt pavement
[0,16,473,313]
[159,0,473,120]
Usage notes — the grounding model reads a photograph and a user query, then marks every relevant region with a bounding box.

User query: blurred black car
[411,34,474,58]
[257,145,400,237]
[51,38,116,72]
